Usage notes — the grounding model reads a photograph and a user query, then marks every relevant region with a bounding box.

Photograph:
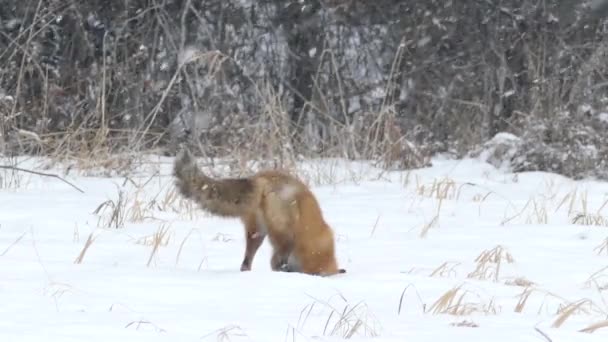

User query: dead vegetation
[512,283,608,332]
[415,177,460,200]
[124,320,167,334]
[0,156,30,190]
[502,195,550,225]
[397,282,498,317]
[297,294,382,339]
[594,238,608,256]
[92,181,201,229]
[467,245,515,282]
[572,213,608,227]
[579,320,608,333]
[499,183,608,227]
[429,261,461,278]
[73,232,98,264]
[513,286,564,314]
[200,325,249,341]
[584,265,608,292]
[504,277,536,288]
[555,186,608,227]
[140,223,173,268]
[0,231,26,256]
[414,178,454,238]
[450,320,479,328]
[426,283,499,316]
[552,298,606,329]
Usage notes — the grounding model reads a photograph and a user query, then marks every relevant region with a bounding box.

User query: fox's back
[253,170,308,201]
[254,170,328,232]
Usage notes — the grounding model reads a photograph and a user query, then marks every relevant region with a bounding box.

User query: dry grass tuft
[93,188,128,229]
[583,265,608,291]
[416,177,461,200]
[552,298,604,328]
[595,238,608,256]
[62,151,136,178]
[44,282,75,300]
[73,232,98,264]
[579,320,608,333]
[467,245,514,282]
[513,287,565,314]
[25,126,145,179]
[124,320,166,334]
[504,276,536,288]
[298,294,381,339]
[513,286,605,326]
[419,212,440,238]
[502,195,549,225]
[471,191,493,203]
[473,245,514,264]
[0,157,28,190]
[211,233,234,243]
[124,189,153,223]
[555,187,588,217]
[145,223,172,267]
[450,320,479,328]
[397,284,426,315]
[146,184,201,220]
[1,231,26,256]
[557,187,608,227]
[426,284,499,316]
[175,228,202,267]
[429,261,461,278]
[419,197,444,238]
[526,198,548,224]
[93,185,163,229]
[473,191,496,217]
[572,213,608,227]
[513,287,535,313]
[156,186,181,211]
[369,214,382,237]
[200,324,249,341]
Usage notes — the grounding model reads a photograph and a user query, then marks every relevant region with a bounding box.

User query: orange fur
[173,150,345,276]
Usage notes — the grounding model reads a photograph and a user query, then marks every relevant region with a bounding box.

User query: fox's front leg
[270,249,289,271]
[240,216,266,271]
[270,240,294,272]
[278,253,300,273]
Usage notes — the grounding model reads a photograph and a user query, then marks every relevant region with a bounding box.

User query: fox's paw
[279,263,296,272]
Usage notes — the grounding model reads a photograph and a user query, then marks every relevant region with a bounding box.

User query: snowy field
[1,154,608,342]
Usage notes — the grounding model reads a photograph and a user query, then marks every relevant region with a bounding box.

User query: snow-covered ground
[1,154,608,341]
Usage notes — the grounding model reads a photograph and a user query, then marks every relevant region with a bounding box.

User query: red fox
[173,149,346,277]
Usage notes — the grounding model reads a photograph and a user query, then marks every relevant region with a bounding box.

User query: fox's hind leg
[240,214,267,271]
[241,230,266,271]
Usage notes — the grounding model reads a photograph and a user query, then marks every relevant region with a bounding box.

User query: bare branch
[0,165,85,193]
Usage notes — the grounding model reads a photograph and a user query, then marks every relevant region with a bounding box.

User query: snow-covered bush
[511,111,608,180]
[469,133,521,172]
[473,110,608,180]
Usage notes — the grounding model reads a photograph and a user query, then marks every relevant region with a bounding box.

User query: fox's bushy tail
[173,149,204,199]
[173,149,256,217]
